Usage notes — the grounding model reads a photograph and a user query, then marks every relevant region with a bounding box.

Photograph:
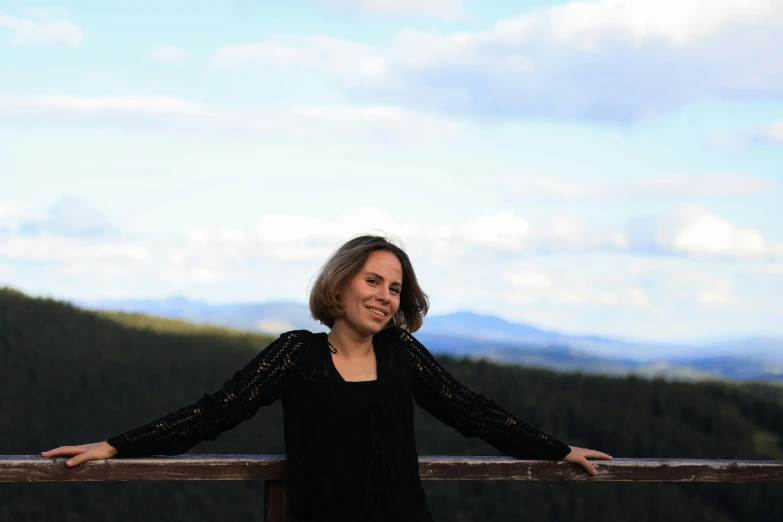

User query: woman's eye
[367,278,400,295]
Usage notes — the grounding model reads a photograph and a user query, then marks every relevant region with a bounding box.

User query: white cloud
[446,211,628,254]
[506,269,552,291]
[0,201,20,221]
[523,0,773,49]
[624,257,745,303]
[17,197,117,238]
[182,225,248,248]
[256,214,323,244]
[0,11,83,46]
[186,226,210,244]
[148,45,187,62]
[751,264,783,277]
[171,252,186,266]
[532,213,628,250]
[0,93,285,132]
[209,0,783,121]
[255,207,418,260]
[211,35,389,82]
[190,268,217,284]
[0,218,245,290]
[630,287,650,308]
[288,105,461,140]
[757,121,783,144]
[0,93,462,142]
[555,289,619,306]
[626,205,780,259]
[314,0,469,20]
[251,209,626,262]
[157,266,221,286]
[0,199,148,282]
[92,243,148,259]
[424,226,453,241]
[0,234,148,262]
[695,289,736,307]
[219,228,247,243]
[708,131,743,152]
[497,173,777,200]
[500,262,641,308]
[211,42,311,69]
[671,214,764,257]
[252,206,775,263]
[461,210,529,250]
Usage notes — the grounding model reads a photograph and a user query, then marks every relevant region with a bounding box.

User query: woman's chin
[343,318,382,335]
[366,321,385,332]
[365,319,388,333]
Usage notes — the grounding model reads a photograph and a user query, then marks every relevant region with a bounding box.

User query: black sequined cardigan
[107,327,571,521]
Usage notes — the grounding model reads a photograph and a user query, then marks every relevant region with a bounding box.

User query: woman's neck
[328,321,373,359]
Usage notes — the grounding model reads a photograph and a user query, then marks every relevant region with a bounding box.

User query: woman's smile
[366,306,387,320]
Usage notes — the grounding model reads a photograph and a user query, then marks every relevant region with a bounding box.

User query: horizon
[62,290,776,347]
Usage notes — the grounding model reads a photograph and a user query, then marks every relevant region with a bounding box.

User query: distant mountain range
[75,296,783,383]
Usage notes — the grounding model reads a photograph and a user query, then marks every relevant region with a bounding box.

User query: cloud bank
[313,0,470,19]
[211,0,783,122]
[0,93,462,142]
[0,10,83,46]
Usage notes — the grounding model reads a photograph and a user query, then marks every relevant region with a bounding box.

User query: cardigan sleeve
[394,327,571,461]
[106,329,310,458]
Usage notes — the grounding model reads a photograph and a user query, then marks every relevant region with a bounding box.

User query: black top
[106,327,571,522]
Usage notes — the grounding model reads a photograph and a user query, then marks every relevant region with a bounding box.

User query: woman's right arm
[41,330,310,465]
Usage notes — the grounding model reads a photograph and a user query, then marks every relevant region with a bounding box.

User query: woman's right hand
[40,441,119,467]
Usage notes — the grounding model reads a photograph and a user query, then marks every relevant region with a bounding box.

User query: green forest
[1,286,781,522]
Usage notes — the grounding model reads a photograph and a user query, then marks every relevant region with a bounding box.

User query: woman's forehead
[362,251,403,278]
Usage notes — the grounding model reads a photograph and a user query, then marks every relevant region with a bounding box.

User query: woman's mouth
[366,306,386,320]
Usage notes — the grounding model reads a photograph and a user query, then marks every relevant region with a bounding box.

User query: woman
[41,234,612,521]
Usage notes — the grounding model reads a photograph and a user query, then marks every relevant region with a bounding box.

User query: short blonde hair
[308,234,429,332]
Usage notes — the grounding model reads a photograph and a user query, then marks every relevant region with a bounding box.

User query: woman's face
[337,249,403,336]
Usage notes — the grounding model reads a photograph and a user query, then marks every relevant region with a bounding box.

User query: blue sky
[1,0,782,343]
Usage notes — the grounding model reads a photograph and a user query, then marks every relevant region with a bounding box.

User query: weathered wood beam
[0,454,289,483]
[1,455,782,483]
[417,456,783,482]
[264,480,290,522]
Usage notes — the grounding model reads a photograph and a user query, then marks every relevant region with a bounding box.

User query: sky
[0,0,782,343]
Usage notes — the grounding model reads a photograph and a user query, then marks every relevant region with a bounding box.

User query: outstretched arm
[105,330,310,458]
[396,327,571,461]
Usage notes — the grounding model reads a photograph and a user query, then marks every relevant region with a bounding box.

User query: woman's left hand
[562,446,613,476]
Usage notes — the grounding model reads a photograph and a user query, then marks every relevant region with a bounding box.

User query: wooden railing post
[264,479,292,522]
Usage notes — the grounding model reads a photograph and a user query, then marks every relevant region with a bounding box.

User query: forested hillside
[1,286,781,522]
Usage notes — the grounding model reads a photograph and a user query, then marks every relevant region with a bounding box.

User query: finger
[575,456,598,476]
[588,451,613,460]
[65,452,92,467]
[583,451,613,460]
[41,447,80,457]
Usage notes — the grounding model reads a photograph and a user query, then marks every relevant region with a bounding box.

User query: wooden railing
[2,455,782,521]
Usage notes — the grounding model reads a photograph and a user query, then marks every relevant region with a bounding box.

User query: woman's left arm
[395,328,611,474]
